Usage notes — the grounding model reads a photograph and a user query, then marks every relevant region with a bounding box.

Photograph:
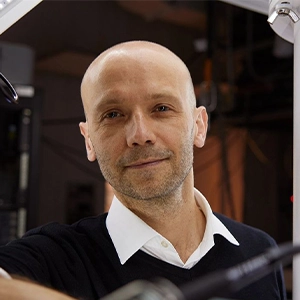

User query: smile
[126,158,166,169]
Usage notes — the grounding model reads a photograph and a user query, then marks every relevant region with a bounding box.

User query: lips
[126,158,166,168]
[117,148,173,169]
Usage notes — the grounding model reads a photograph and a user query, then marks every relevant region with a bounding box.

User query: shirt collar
[106,197,158,264]
[193,188,239,247]
[106,188,239,265]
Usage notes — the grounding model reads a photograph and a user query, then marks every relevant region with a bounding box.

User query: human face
[81,50,205,201]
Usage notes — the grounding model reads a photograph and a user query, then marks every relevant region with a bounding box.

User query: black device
[101,242,299,300]
[0,72,18,104]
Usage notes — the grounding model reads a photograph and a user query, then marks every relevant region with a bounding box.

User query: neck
[114,176,206,263]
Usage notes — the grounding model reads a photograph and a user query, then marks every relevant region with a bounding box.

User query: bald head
[79,41,208,196]
[80,41,196,117]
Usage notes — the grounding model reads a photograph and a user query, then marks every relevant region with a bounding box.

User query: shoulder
[22,213,109,244]
[214,212,277,249]
[212,213,286,300]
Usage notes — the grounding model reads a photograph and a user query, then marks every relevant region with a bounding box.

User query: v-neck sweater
[0,213,286,300]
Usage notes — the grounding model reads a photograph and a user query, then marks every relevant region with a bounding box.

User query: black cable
[101,242,300,300]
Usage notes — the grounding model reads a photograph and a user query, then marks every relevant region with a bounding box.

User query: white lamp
[0,0,43,35]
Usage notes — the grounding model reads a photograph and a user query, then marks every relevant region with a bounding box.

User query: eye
[155,105,170,112]
[105,111,122,119]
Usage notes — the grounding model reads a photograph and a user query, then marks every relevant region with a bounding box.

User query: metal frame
[0,88,43,232]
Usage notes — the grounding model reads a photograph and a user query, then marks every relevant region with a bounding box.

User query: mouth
[126,158,166,169]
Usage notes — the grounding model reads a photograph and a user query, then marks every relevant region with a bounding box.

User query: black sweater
[0,213,286,300]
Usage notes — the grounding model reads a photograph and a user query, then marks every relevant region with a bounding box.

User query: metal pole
[267,0,300,296]
[294,9,300,298]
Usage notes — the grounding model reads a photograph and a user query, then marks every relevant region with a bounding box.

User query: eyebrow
[92,97,123,113]
[92,90,180,113]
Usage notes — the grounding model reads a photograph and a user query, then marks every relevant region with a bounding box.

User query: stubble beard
[96,133,194,202]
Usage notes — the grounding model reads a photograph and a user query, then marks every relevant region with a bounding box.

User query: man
[0,41,286,300]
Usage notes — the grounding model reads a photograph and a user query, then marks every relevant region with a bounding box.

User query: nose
[125,113,156,147]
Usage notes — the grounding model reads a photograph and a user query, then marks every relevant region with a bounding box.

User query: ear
[193,106,208,148]
[79,122,96,162]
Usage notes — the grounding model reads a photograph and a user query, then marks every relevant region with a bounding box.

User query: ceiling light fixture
[0,0,43,35]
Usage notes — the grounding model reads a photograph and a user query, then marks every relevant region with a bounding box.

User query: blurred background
[0,0,294,295]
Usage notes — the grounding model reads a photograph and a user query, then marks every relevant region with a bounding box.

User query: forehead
[82,48,191,112]
[101,49,185,82]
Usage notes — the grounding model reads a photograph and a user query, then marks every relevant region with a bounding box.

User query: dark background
[0,0,293,246]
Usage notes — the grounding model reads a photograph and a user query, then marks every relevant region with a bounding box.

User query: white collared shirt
[106,188,239,269]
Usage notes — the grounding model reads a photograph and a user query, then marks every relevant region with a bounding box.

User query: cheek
[163,121,192,142]
[91,132,125,162]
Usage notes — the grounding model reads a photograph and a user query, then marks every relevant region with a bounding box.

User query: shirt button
[161,240,168,248]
